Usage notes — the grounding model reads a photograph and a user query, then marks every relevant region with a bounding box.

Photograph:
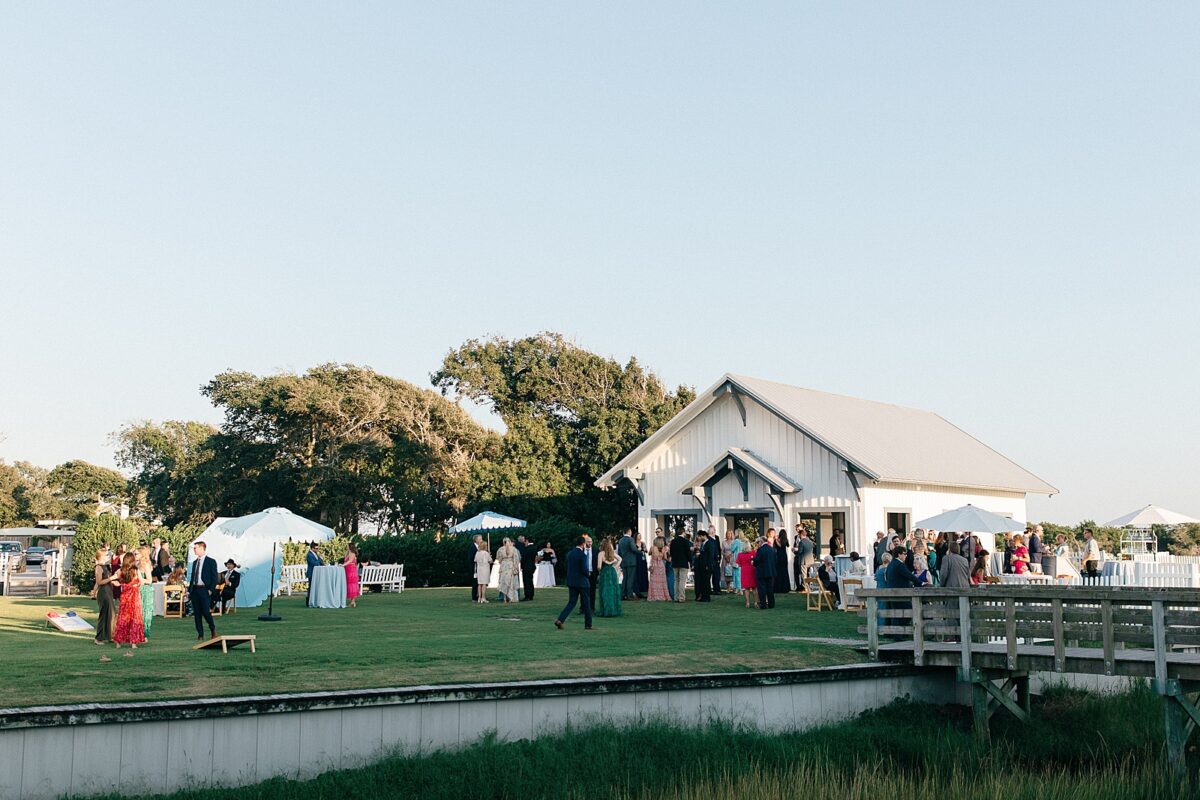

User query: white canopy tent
[188,508,337,608]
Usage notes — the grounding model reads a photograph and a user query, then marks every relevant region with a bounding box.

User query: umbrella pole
[259,540,283,622]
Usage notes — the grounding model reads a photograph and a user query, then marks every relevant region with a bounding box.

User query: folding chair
[841,578,864,612]
[804,576,834,611]
[163,585,185,619]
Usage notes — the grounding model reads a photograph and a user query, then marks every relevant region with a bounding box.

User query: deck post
[866,596,878,659]
[970,670,990,742]
[1100,600,1115,676]
[1051,598,1065,672]
[1004,598,1017,670]
[912,595,924,667]
[1164,681,1190,778]
[958,594,972,679]
[1016,673,1031,716]
[1152,600,1168,695]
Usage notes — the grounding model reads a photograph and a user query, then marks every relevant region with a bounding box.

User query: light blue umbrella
[449,511,527,534]
[913,504,1025,534]
[188,507,337,609]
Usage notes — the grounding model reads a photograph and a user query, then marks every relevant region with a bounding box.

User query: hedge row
[356,515,591,588]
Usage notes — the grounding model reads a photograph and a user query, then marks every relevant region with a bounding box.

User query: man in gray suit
[617,528,638,600]
[940,542,972,588]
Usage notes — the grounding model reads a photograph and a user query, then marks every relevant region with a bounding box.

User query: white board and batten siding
[635,392,858,545]
[601,374,1056,558]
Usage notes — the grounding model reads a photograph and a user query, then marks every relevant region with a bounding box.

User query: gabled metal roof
[679,447,801,496]
[597,373,1058,496]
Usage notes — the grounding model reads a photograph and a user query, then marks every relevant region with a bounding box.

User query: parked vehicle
[0,541,25,572]
[24,546,46,565]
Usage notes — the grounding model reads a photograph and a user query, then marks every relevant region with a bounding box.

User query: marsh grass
[77,684,1196,800]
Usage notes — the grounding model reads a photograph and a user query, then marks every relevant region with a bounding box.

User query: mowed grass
[0,588,865,707]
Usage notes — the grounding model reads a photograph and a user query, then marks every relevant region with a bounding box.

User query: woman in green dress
[596,538,623,617]
[137,546,155,638]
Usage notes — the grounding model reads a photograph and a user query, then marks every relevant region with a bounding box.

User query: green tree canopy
[117,364,498,532]
[46,460,128,504]
[434,332,694,530]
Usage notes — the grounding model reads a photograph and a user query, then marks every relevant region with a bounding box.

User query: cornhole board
[192,635,256,654]
[46,615,95,633]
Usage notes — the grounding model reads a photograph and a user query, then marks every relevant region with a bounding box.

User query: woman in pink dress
[1011,534,1030,575]
[647,537,670,601]
[344,545,361,607]
[112,553,146,651]
[737,546,757,608]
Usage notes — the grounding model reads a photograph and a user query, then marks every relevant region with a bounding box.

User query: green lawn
[0,588,865,708]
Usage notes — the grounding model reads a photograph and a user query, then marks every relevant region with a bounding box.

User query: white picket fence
[1131,553,1200,565]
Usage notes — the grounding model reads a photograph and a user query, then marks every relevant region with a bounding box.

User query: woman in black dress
[93,548,116,645]
[775,530,791,593]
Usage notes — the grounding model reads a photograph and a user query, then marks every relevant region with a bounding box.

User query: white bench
[359,564,405,592]
[277,563,407,595]
[276,563,308,596]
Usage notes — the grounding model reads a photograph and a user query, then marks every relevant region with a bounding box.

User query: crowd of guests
[91,538,241,654]
[459,521,1113,631]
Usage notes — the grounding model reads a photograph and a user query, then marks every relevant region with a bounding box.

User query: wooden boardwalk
[856,586,1200,772]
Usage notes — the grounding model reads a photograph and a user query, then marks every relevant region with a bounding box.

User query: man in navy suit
[555,536,593,630]
[617,528,638,600]
[188,541,219,641]
[752,532,778,609]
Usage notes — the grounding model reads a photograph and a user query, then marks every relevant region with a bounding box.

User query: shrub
[282,535,353,567]
[357,530,469,587]
[69,515,142,593]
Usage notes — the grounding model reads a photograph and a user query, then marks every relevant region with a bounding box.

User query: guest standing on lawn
[774,529,791,594]
[669,531,692,603]
[189,541,219,641]
[635,535,650,599]
[468,534,483,601]
[496,538,521,604]
[692,531,713,602]
[596,538,623,617]
[516,535,538,601]
[617,528,638,601]
[737,542,756,608]
[555,536,593,630]
[647,536,670,602]
[113,552,146,652]
[137,545,154,638]
[753,532,778,609]
[729,531,745,591]
[344,546,360,607]
[92,547,116,646]
[474,540,493,604]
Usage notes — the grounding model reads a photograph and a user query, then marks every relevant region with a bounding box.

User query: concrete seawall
[0,663,956,800]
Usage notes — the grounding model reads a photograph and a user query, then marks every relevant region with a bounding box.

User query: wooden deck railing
[856,586,1200,689]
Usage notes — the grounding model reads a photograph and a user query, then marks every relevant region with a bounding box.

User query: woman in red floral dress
[113,552,146,651]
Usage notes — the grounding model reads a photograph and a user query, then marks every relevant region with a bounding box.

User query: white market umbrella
[188,508,336,609]
[449,511,527,534]
[913,504,1025,534]
[215,506,337,542]
[1105,504,1200,528]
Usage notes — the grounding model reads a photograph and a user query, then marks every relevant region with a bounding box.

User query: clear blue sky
[2,4,1197,525]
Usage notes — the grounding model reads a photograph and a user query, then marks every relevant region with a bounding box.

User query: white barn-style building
[596,374,1057,559]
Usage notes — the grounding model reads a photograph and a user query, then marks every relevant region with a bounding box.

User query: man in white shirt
[1082,529,1102,578]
